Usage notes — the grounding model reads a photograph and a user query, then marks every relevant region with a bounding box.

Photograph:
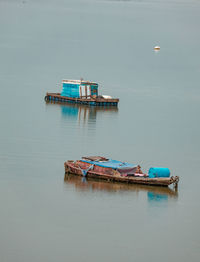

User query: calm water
[0,0,200,261]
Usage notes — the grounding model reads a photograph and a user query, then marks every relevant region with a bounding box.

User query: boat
[64,156,179,187]
[45,79,119,106]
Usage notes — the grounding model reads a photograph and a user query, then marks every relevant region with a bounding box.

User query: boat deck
[45,93,119,106]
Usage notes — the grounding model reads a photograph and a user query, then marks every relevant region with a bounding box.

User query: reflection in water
[46,101,118,126]
[61,104,78,119]
[64,173,178,200]
[148,191,168,202]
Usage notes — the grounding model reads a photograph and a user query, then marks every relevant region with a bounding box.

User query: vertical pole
[85,86,87,98]
[80,85,82,98]
[89,85,91,98]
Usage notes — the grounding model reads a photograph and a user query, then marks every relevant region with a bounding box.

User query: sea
[0,0,200,261]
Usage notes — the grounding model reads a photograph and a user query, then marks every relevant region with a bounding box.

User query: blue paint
[61,83,80,98]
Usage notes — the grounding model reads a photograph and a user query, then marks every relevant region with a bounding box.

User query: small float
[64,156,179,187]
[45,79,119,106]
[154,45,160,51]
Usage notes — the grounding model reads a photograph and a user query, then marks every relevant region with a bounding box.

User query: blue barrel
[148,167,170,178]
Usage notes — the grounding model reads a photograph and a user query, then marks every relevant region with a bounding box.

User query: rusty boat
[64,156,179,187]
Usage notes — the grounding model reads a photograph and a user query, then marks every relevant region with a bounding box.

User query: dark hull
[45,93,119,106]
[64,161,179,187]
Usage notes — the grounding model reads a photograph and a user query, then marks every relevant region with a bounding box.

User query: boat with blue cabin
[45,79,119,106]
[64,156,179,187]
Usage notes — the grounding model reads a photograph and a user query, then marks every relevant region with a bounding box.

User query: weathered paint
[61,83,80,98]
[61,79,99,99]
[91,84,98,96]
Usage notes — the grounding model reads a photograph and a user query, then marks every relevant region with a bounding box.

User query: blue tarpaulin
[81,159,136,170]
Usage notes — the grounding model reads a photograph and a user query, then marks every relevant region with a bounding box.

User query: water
[0,0,200,261]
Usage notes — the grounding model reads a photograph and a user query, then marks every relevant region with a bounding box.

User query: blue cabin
[61,79,98,99]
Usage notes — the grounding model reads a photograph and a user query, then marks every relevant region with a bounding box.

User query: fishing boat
[45,79,119,106]
[64,156,179,187]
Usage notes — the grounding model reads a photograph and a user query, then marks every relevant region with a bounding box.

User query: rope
[77,164,94,177]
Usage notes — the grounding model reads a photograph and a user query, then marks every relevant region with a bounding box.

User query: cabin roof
[62,79,98,85]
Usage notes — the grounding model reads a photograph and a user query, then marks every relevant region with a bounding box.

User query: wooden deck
[45,93,119,106]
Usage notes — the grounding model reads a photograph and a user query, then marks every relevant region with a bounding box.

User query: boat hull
[45,93,119,106]
[64,161,179,187]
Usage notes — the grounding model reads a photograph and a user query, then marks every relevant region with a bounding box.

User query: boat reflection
[46,100,118,124]
[148,191,168,202]
[64,173,178,200]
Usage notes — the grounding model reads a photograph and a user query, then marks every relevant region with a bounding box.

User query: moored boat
[64,156,179,187]
[45,79,119,106]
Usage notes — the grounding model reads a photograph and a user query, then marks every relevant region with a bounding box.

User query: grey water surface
[0,0,200,261]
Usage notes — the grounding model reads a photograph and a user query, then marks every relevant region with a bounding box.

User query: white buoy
[154,45,160,50]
